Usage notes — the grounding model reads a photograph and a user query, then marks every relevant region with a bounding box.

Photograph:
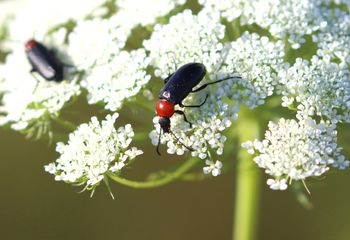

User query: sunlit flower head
[147,10,239,160]
[243,118,349,190]
[115,0,187,27]
[278,56,350,123]
[5,0,107,43]
[199,0,328,48]
[219,32,285,109]
[148,20,284,161]
[45,114,143,191]
[313,8,350,67]
[67,17,131,70]
[144,9,225,78]
[81,49,151,111]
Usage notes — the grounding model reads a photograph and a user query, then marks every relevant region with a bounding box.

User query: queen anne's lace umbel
[67,18,131,70]
[146,10,238,161]
[81,49,151,111]
[278,56,350,122]
[5,0,107,43]
[116,0,187,27]
[45,114,143,189]
[313,8,350,67]
[243,118,349,190]
[220,32,285,109]
[144,10,225,78]
[147,24,285,161]
[199,0,328,48]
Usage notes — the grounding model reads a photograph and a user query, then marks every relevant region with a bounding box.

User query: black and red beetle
[25,39,65,82]
[155,62,239,155]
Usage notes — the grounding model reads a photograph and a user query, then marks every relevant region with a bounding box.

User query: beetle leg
[174,110,192,127]
[179,94,208,108]
[191,76,241,93]
[62,63,75,68]
[29,70,41,93]
[156,128,162,156]
[29,70,55,96]
[169,130,194,152]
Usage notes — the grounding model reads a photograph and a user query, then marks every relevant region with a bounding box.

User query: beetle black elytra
[155,62,240,155]
[25,39,65,82]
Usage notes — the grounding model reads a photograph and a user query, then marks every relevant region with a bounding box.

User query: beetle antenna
[191,75,242,93]
[29,71,41,94]
[169,130,194,152]
[156,128,162,156]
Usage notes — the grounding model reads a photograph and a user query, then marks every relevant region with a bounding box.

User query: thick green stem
[108,157,200,188]
[233,110,261,240]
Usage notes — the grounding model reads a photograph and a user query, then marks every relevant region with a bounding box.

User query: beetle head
[158,117,171,133]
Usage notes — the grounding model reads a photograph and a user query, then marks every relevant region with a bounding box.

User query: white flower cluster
[1,0,153,131]
[203,160,223,176]
[81,49,151,111]
[278,56,350,122]
[197,0,246,22]
[0,0,109,133]
[0,31,80,131]
[143,10,225,78]
[0,0,25,27]
[220,32,285,109]
[66,11,153,112]
[147,14,284,165]
[146,10,239,165]
[199,0,328,48]
[67,17,131,70]
[45,114,143,189]
[242,118,349,190]
[4,0,107,43]
[313,8,350,67]
[115,0,187,27]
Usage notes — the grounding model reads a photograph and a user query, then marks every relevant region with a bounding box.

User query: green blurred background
[1,115,350,240]
[1,0,350,239]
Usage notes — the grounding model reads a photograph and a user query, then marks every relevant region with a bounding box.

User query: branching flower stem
[108,157,200,188]
[233,107,261,240]
[53,117,77,131]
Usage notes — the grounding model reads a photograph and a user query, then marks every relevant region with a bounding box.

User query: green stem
[53,117,76,131]
[231,18,241,39]
[108,157,200,188]
[233,109,261,240]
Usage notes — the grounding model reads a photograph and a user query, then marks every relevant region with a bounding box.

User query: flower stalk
[53,117,77,131]
[108,157,200,188]
[233,108,261,240]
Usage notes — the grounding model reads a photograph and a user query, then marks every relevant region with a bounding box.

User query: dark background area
[1,126,350,240]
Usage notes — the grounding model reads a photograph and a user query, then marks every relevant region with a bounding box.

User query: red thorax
[25,39,37,51]
[156,99,175,118]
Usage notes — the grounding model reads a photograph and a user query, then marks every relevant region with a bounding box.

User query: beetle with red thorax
[25,39,65,82]
[155,62,240,155]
